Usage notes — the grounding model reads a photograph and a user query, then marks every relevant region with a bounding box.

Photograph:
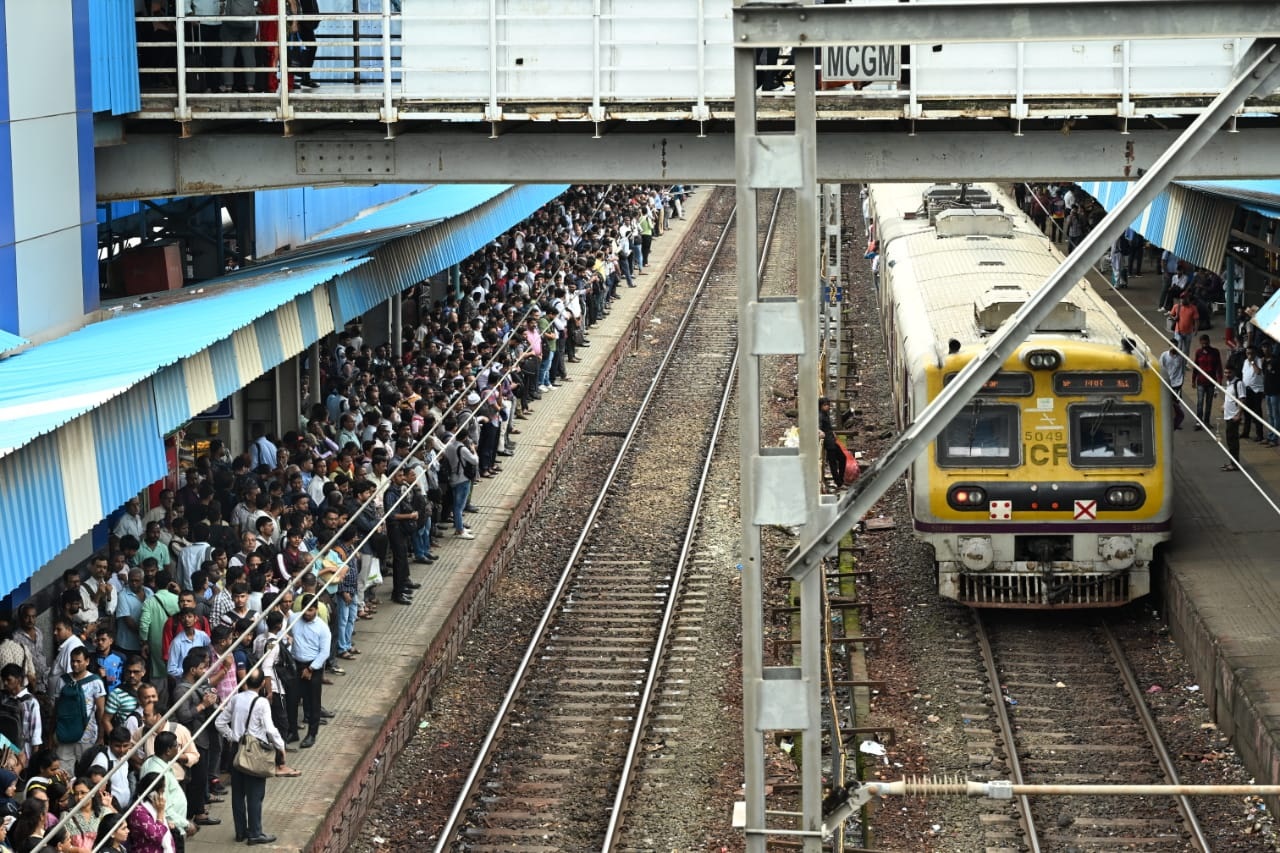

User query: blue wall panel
[254,184,430,257]
[88,0,140,115]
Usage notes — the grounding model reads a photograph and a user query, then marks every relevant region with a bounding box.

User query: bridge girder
[96,124,1280,201]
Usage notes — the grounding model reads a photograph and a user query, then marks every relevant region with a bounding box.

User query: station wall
[0,2,98,343]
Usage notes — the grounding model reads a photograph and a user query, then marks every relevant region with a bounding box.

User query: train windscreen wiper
[1089,397,1115,443]
[966,398,984,455]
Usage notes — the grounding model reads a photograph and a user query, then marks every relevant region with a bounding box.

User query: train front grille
[958,571,1130,608]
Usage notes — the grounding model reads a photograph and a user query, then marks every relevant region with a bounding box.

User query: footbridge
[97,0,1280,199]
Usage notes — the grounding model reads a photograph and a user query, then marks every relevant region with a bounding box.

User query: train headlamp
[1104,485,1143,507]
[948,485,987,509]
[1024,349,1062,370]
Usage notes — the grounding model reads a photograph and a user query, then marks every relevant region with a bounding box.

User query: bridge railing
[129,1,1258,125]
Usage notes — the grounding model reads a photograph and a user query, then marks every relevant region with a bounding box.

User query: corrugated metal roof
[311,184,511,242]
[1179,180,1280,219]
[1081,180,1258,268]
[327,183,569,325]
[0,257,366,457]
[253,184,431,257]
[88,0,141,115]
[1165,184,1235,270]
[0,329,29,357]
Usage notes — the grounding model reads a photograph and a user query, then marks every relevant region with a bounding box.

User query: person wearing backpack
[0,665,39,771]
[53,648,106,767]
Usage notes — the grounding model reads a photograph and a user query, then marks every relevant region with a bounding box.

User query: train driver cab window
[1070,402,1154,466]
[937,402,1018,466]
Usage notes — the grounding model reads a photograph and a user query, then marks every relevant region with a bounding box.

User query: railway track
[433,190,783,851]
[971,613,1210,852]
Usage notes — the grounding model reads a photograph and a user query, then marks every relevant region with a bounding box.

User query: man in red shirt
[1193,334,1224,430]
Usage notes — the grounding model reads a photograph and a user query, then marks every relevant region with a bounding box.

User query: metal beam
[787,38,1280,580]
[96,127,1280,200]
[735,0,1280,48]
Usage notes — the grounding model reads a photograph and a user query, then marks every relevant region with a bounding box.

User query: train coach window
[937,402,1019,466]
[1069,403,1154,466]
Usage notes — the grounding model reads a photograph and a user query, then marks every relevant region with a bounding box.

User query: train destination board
[1053,372,1143,394]
[944,371,1034,396]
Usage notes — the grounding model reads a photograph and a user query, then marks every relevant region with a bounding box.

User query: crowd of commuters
[0,183,687,852]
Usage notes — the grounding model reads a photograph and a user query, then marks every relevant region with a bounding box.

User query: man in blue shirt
[113,568,151,659]
[166,609,211,681]
[289,602,331,749]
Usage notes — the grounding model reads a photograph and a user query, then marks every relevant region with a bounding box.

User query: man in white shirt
[215,672,284,845]
[112,498,144,542]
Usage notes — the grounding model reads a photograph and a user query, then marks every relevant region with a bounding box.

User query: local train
[867,182,1172,608]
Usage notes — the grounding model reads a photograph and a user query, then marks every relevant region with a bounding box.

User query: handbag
[232,697,276,778]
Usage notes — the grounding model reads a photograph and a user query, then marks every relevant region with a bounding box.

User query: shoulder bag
[231,697,276,778]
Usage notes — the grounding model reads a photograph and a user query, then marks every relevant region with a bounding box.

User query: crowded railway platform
[166,189,711,851]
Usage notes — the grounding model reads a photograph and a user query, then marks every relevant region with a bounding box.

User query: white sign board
[822,45,901,83]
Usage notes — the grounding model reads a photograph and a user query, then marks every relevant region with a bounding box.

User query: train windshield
[937,402,1018,466]
[1069,402,1155,466]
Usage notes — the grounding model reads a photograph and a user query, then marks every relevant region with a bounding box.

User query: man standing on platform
[381,469,418,607]
[289,601,330,749]
[215,671,282,846]
[1193,334,1224,431]
[1222,365,1245,472]
[1159,339,1186,431]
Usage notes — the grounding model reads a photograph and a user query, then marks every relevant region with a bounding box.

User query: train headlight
[1024,349,1062,370]
[948,485,987,509]
[1098,535,1135,570]
[1104,485,1144,508]
[959,536,994,571]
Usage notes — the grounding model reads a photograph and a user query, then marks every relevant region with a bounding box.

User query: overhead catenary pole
[734,26,768,853]
[786,37,1280,582]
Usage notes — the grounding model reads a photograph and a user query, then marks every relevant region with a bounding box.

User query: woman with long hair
[7,798,46,853]
[124,773,173,853]
[95,812,131,853]
[64,777,114,848]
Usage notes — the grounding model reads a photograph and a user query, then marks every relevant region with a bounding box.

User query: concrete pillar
[310,340,322,410]
[276,356,302,434]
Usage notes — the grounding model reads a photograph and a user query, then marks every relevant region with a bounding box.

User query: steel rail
[1101,622,1212,853]
[432,190,769,851]
[601,190,784,850]
[973,612,1043,853]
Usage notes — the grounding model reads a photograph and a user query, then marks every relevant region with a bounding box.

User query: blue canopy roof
[0,257,366,457]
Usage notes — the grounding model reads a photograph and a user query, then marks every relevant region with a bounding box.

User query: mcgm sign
[822,45,901,82]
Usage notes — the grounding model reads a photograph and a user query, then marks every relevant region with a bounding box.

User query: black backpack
[0,694,25,751]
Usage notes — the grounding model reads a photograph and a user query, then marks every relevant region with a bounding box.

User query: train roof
[870,183,1148,366]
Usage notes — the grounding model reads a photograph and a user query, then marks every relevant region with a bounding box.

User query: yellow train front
[870,182,1172,608]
